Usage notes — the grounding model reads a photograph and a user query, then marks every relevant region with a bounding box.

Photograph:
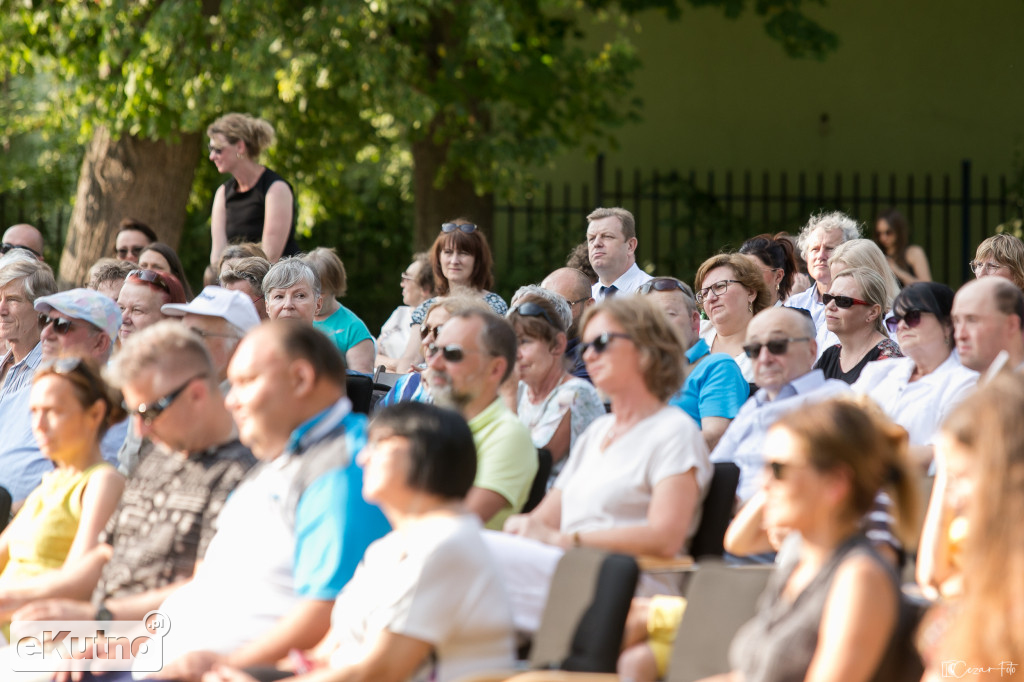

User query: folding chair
[0,485,10,533]
[689,462,740,560]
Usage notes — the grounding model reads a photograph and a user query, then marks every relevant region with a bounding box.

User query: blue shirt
[376,372,432,411]
[288,399,391,598]
[710,369,851,502]
[670,339,749,427]
[0,342,49,502]
[564,337,592,383]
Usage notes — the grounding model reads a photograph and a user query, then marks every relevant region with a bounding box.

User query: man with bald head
[710,306,850,502]
[541,266,594,381]
[2,223,45,260]
[953,277,1024,373]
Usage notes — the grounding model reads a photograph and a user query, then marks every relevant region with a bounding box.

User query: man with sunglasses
[586,207,652,302]
[34,287,128,465]
[0,258,57,507]
[709,307,850,503]
[425,309,538,530]
[11,322,256,650]
[1,223,45,261]
[541,267,595,381]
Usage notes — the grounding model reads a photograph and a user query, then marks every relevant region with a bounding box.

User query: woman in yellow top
[0,356,125,624]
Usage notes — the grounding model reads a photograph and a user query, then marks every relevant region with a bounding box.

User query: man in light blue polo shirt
[150,320,390,681]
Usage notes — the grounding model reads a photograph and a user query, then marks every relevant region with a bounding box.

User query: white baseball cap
[162,286,260,332]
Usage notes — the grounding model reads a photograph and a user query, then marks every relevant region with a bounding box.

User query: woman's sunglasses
[885,309,924,334]
[441,223,477,234]
[577,331,632,359]
[420,323,443,340]
[822,293,870,309]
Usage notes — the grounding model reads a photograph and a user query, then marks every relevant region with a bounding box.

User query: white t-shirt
[699,322,754,383]
[555,406,711,594]
[327,514,515,682]
[378,306,412,358]
[852,352,979,446]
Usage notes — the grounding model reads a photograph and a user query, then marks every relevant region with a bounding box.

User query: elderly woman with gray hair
[507,287,604,485]
[263,256,374,373]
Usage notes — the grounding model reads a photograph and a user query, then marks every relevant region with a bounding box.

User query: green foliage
[1,0,837,321]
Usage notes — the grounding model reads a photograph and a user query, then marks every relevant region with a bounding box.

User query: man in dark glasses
[33,288,128,465]
[585,207,652,302]
[10,322,256,635]
[1,223,46,262]
[541,267,594,382]
[710,307,850,503]
[0,258,57,507]
[952,276,1024,374]
[425,309,538,530]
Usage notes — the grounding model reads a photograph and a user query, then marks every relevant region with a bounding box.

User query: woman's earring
[748,301,754,313]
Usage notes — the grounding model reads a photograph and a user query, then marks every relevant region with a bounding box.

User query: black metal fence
[493,156,1024,291]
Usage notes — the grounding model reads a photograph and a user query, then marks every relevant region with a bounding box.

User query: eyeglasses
[639,278,694,299]
[1,243,42,257]
[969,260,1009,275]
[441,222,477,234]
[127,269,171,294]
[741,336,811,359]
[38,314,79,335]
[578,331,632,359]
[401,273,416,282]
[513,301,559,329]
[426,343,471,363]
[420,322,444,340]
[115,245,145,259]
[123,374,207,426]
[885,309,925,334]
[695,279,742,304]
[208,144,225,155]
[822,293,870,309]
[567,296,590,306]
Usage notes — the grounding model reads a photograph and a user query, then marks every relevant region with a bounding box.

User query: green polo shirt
[468,398,539,530]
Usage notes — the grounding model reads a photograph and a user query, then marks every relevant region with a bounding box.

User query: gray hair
[0,258,56,301]
[262,256,321,298]
[508,284,572,331]
[796,210,862,258]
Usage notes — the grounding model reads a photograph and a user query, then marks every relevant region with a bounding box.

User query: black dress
[813,339,903,384]
[222,168,300,257]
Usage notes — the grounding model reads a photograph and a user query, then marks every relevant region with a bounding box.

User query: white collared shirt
[591,262,653,301]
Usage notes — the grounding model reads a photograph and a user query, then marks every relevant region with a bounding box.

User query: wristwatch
[95,603,114,622]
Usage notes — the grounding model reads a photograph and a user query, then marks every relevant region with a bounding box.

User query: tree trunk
[58,127,200,287]
[411,134,494,252]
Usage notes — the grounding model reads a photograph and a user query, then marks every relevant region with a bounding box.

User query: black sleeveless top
[222,168,300,256]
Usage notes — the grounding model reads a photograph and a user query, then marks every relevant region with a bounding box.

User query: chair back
[689,461,740,559]
[521,448,553,513]
[345,373,375,414]
[0,486,10,533]
[529,548,638,673]
[372,366,403,388]
[666,561,773,682]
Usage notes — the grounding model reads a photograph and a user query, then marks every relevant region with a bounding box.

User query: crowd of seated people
[0,202,1022,682]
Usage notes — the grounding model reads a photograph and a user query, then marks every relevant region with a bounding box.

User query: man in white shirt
[952,276,1024,374]
[785,211,861,357]
[586,207,652,301]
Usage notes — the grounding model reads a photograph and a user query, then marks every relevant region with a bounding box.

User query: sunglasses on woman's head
[513,301,559,329]
[441,222,477,234]
[885,309,924,334]
[577,331,632,359]
[741,336,811,359]
[1,243,42,257]
[822,293,870,309]
[127,269,171,294]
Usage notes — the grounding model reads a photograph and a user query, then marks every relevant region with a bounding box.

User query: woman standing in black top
[207,113,299,266]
